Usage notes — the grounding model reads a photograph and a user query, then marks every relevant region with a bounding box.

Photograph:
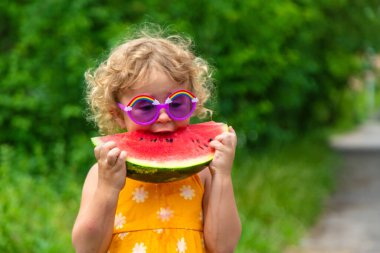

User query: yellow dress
[107,174,206,253]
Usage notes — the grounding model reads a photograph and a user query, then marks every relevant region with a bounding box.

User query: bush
[1,0,380,149]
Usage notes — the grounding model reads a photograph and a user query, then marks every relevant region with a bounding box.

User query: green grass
[233,137,339,253]
[0,144,83,253]
[0,135,339,253]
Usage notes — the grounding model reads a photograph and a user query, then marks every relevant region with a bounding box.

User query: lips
[151,124,175,133]
[152,129,175,134]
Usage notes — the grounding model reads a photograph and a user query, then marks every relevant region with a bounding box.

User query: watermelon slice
[91,121,228,183]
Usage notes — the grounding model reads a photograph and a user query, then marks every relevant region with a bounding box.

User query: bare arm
[72,142,127,253]
[201,127,242,253]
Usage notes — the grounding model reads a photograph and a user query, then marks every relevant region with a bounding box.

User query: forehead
[119,69,190,101]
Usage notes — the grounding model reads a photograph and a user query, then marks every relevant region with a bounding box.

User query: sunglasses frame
[117,89,198,126]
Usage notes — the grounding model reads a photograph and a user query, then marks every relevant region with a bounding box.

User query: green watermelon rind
[126,154,214,169]
[126,161,210,183]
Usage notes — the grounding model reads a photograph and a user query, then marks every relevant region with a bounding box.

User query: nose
[156,108,171,123]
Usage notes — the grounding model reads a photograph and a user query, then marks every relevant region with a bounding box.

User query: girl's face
[115,69,191,133]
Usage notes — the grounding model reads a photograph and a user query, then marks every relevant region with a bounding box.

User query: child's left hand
[208,126,237,176]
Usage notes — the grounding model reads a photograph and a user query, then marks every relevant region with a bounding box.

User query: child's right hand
[94,141,127,192]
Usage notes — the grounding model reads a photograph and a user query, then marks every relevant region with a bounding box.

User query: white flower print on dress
[154,228,164,234]
[176,237,187,253]
[118,232,129,240]
[179,185,195,200]
[114,212,126,230]
[132,242,147,253]
[157,207,174,222]
[132,186,148,203]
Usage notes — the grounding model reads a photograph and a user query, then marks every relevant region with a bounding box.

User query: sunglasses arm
[117,103,132,112]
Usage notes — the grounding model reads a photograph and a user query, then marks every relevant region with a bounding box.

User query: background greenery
[1,0,380,252]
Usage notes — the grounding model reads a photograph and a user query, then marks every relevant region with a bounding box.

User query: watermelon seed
[196,139,200,143]
[204,144,208,148]
[165,138,173,143]
[139,137,144,141]
[151,138,157,142]
[198,145,205,150]
[209,138,213,142]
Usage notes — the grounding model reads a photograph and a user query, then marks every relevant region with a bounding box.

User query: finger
[120,151,127,161]
[215,132,228,142]
[106,147,121,166]
[209,140,225,151]
[94,146,101,160]
[215,127,237,146]
[99,141,117,159]
[116,151,127,166]
[215,132,235,147]
[118,151,128,176]
[227,127,238,147]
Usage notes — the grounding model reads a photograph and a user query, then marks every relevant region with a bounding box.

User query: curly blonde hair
[85,28,214,134]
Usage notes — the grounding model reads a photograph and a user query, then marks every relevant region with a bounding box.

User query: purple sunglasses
[117,89,198,126]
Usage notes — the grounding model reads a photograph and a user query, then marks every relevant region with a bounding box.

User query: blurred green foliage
[1,0,380,252]
[1,0,380,149]
[233,136,338,252]
[0,145,80,252]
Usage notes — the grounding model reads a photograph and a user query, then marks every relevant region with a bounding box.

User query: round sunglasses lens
[130,100,157,124]
[169,94,194,119]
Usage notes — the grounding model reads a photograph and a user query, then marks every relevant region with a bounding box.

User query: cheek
[125,117,150,132]
[176,118,191,128]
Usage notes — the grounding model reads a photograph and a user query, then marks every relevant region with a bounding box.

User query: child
[72,27,241,253]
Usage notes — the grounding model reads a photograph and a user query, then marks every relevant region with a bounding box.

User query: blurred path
[286,117,380,253]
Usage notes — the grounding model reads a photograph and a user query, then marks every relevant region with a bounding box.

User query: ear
[110,109,126,129]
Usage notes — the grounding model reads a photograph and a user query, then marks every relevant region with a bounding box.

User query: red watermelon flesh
[91,121,228,182]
